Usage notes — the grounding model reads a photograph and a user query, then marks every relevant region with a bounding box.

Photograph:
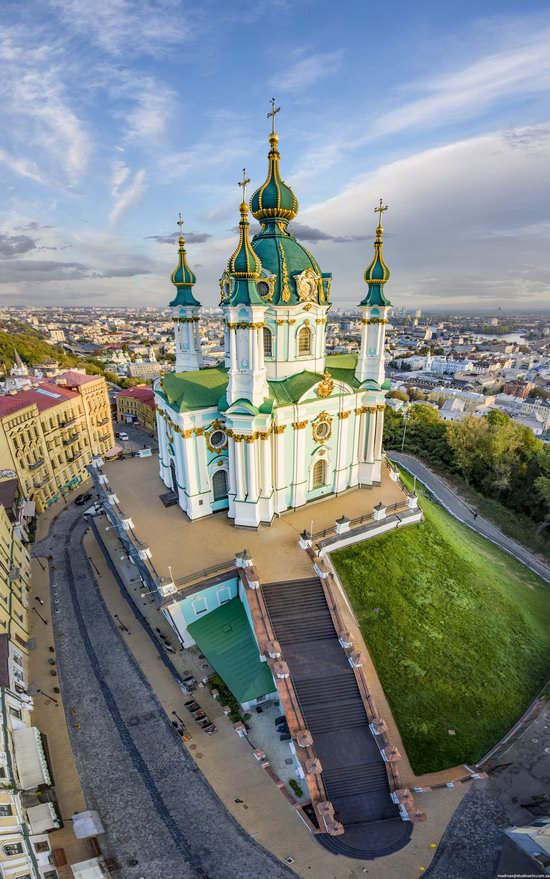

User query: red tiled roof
[45,370,98,388]
[116,387,155,401]
[0,383,78,417]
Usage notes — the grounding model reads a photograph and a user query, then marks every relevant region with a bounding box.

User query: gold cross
[238,168,251,201]
[267,97,280,134]
[177,212,184,237]
[374,198,388,227]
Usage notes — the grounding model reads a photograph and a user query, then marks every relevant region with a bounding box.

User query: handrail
[173,559,236,588]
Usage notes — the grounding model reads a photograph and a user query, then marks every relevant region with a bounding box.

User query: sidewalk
[87,513,466,879]
[29,556,91,876]
[390,453,550,583]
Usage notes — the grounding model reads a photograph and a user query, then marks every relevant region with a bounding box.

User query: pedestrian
[473,512,478,521]
[35,596,44,606]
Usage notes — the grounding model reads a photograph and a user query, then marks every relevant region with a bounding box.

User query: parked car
[118,432,129,441]
[75,492,93,506]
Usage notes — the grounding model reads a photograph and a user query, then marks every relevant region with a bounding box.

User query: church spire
[250,100,299,225]
[170,212,200,307]
[228,170,262,279]
[361,199,391,307]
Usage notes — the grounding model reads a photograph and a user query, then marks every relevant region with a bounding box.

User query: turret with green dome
[360,199,392,307]
[169,214,200,307]
[248,101,332,307]
[221,170,266,307]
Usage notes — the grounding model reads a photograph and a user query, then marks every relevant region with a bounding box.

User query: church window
[209,430,227,450]
[257,281,270,298]
[312,459,327,488]
[263,327,273,358]
[298,326,311,356]
[212,469,228,500]
[192,596,208,616]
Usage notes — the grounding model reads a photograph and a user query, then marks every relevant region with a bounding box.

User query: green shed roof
[187,598,275,705]
[160,354,361,413]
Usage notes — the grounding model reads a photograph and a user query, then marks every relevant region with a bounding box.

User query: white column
[374,408,384,459]
[235,440,246,501]
[246,440,258,501]
[291,423,307,508]
[182,435,198,495]
[230,327,237,371]
[335,414,350,493]
[260,434,273,497]
[366,410,376,462]
[196,432,210,494]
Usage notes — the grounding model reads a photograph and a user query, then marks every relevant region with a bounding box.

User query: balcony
[63,434,79,446]
[33,477,49,489]
[59,415,80,428]
[97,417,109,426]
[67,452,82,463]
[27,458,44,471]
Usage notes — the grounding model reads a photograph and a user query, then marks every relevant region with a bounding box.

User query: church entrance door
[212,469,228,501]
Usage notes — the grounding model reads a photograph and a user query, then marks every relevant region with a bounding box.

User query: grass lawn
[331,480,550,775]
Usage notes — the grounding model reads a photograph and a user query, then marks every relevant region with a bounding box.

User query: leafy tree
[535,446,550,534]
[387,389,408,401]
[446,417,488,484]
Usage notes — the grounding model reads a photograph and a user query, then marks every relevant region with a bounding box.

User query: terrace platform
[102,455,405,583]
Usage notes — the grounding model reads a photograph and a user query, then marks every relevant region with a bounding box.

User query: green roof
[160,354,361,413]
[187,598,275,705]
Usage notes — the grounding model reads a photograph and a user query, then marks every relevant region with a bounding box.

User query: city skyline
[0,1,549,310]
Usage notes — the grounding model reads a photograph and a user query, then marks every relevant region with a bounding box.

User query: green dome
[360,224,391,307]
[228,202,262,279]
[250,133,298,223]
[251,222,331,306]
[170,234,200,307]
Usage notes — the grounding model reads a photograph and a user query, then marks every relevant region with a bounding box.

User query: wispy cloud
[272,49,343,92]
[50,0,193,57]
[0,147,49,185]
[145,231,212,244]
[109,168,147,224]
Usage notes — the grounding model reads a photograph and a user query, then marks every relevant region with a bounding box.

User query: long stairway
[262,577,412,859]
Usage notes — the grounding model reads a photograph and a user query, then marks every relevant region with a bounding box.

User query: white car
[118,432,129,441]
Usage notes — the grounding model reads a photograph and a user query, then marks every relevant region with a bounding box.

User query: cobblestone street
[34,504,295,879]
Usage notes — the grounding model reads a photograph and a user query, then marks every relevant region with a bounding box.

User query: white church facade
[155,114,393,528]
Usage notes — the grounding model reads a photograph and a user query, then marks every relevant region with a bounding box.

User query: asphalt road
[114,420,158,452]
[33,505,295,879]
[389,452,550,584]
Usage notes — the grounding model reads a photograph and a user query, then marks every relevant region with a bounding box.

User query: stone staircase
[261,577,412,859]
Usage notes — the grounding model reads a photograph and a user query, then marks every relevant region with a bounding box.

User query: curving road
[34,505,296,879]
[389,452,550,584]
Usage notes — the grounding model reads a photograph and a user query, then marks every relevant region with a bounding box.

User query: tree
[446,417,488,484]
[383,408,404,449]
[387,389,409,401]
[535,446,550,534]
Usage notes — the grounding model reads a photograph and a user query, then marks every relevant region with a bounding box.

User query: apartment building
[0,504,58,879]
[0,372,114,512]
[115,387,156,436]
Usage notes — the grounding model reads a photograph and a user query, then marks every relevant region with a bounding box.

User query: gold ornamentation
[312,411,333,444]
[338,411,351,419]
[292,420,308,430]
[172,316,199,323]
[273,425,286,434]
[226,320,265,330]
[355,405,377,415]
[279,241,291,302]
[362,317,388,325]
[205,419,228,452]
[296,268,319,302]
[258,275,275,301]
[275,319,285,326]
[288,319,296,325]
[375,197,388,229]
[377,403,386,411]
[219,272,231,302]
[316,370,334,398]
[303,303,313,311]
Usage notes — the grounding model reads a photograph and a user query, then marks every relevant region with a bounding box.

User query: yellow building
[0,371,115,512]
[0,504,58,879]
[116,386,157,436]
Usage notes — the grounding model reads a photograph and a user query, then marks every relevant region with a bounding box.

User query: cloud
[297,124,550,308]
[0,258,151,282]
[288,222,369,244]
[0,27,91,184]
[109,169,147,225]
[50,0,194,57]
[272,50,343,92]
[145,232,213,244]
[0,233,37,258]
[111,160,130,196]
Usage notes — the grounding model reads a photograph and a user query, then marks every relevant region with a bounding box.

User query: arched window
[263,326,273,358]
[212,469,228,500]
[298,325,311,356]
[312,459,326,488]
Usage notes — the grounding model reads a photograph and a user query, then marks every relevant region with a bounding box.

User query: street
[33,504,295,879]
[389,452,550,584]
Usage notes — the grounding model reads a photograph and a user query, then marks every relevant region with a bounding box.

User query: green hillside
[332,479,550,774]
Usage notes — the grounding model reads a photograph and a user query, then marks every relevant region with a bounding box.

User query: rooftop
[188,597,275,704]
[159,353,368,414]
[0,382,79,417]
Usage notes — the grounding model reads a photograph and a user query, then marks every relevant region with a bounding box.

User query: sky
[0,0,549,312]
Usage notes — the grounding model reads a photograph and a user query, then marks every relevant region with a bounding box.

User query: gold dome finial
[374,198,388,238]
[268,97,280,135]
[177,211,185,245]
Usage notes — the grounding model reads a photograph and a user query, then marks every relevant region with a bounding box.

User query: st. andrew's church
[155,108,392,528]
